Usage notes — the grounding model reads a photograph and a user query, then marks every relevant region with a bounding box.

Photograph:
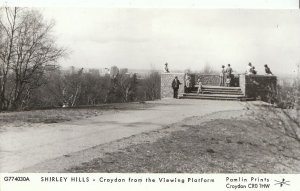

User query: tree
[78,73,110,105]
[142,71,161,100]
[62,68,84,107]
[0,7,66,110]
[105,73,138,103]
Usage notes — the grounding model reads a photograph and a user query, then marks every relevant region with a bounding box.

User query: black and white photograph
[0,0,299,182]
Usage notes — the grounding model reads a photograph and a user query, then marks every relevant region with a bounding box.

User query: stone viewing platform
[161,73,277,102]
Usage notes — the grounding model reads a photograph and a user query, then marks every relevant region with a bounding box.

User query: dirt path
[20,101,300,173]
[0,99,246,172]
[65,108,300,173]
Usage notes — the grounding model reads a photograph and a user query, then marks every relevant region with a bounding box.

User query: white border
[0,0,299,9]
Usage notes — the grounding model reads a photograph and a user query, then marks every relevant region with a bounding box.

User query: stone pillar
[240,74,277,102]
[239,74,246,96]
[161,73,185,98]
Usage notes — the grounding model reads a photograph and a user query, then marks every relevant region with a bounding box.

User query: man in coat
[171,76,181,98]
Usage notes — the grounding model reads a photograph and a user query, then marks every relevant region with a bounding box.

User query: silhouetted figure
[264,64,273,75]
[171,76,181,98]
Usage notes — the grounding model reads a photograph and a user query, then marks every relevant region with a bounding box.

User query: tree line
[29,68,161,109]
[0,7,160,111]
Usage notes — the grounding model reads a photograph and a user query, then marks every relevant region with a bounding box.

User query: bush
[275,79,297,109]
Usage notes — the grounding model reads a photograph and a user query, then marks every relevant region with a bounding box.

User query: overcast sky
[41,8,300,76]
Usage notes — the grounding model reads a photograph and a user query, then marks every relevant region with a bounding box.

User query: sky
[39,8,300,76]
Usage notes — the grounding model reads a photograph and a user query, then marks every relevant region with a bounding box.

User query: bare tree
[62,68,84,107]
[0,7,66,110]
[143,71,161,100]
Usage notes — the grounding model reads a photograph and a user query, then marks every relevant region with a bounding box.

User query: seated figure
[164,63,170,73]
[264,64,273,75]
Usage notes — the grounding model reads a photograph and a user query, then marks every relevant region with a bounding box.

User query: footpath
[0,99,245,172]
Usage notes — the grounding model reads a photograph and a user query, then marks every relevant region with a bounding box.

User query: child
[225,77,231,87]
[197,78,203,94]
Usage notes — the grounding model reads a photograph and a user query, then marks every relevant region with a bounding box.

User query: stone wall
[161,73,185,98]
[240,74,277,102]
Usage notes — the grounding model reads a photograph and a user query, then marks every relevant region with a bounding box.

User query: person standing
[185,74,192,93]
[226,64,232,76]
[172,76,181,98]
[219,65,226,86]
[225,64,233,87]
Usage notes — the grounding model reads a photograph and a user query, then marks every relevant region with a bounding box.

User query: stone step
[179,94,253,101]
[195,85,242,90]
[189,91,244,95]
[194,88,243,92]
[182,93,245,98]
[202,88,242,91]
[181,85,250,101]
[179,95,242,101]
[189,90,243,95]
[179,96,253,101]
[190,85,243,93]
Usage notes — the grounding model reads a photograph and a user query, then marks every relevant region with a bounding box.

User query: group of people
[170,62,274,98]
[172,76,203,98]
[185,75,203,94]
[246,62,257,75]
[219,62,273,87]
[245,62,273,76]
[219,64,233,87]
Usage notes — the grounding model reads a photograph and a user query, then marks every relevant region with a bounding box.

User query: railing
[184,73,240,87]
